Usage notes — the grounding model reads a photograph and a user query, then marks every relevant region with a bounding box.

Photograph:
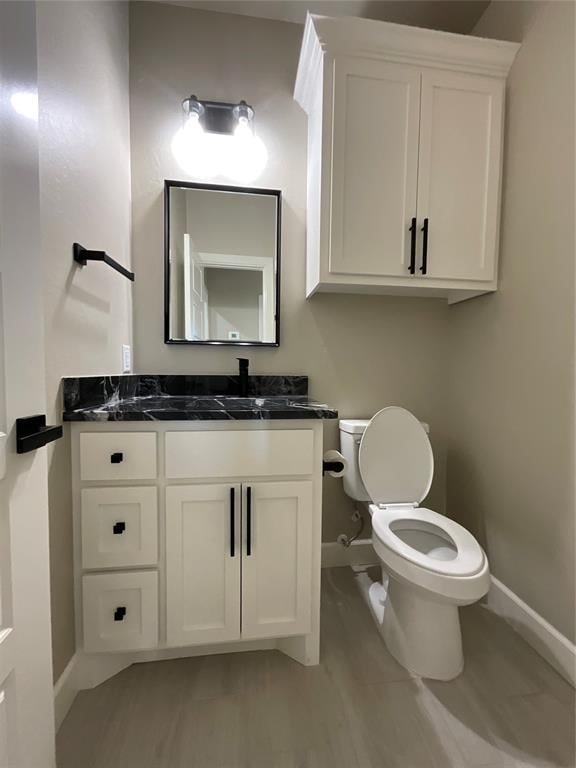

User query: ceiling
[164,0,491,34]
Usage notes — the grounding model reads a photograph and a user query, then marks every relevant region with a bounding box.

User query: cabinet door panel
[330,57,420,278]
[166,484,241,647]
[416,70,503,281]
[242,481,313,639]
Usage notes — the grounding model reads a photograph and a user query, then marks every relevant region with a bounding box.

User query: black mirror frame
[164,179,281,347]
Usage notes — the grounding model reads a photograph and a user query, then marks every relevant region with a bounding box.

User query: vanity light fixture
[172,95,268,183]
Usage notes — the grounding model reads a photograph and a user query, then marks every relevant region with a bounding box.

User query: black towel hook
[73,243,134,282]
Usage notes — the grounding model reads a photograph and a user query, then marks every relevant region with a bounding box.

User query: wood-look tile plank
[57,568,576,768]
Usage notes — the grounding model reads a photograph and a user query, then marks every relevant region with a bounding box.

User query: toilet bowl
[339,407,490,681]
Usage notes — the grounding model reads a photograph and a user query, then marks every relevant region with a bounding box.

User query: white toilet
[339,406,490,681]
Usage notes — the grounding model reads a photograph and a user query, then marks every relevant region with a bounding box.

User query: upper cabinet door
[416,70,504,282]
[166,484,241,647]
[329,57,421,278]
[242,481,313,640]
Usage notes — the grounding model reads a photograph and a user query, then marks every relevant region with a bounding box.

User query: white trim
[53,653,79,732]
[487,576,576,687]
[296,13,519,110]
[297,14,519,105]
[321,538,378,568]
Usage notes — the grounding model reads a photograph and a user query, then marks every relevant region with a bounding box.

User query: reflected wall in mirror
[165,180,281,345]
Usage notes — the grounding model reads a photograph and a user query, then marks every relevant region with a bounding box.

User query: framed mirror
[164,180,281,346]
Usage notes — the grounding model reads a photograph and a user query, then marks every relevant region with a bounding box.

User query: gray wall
[129,2,450,542]
[446,0,575,641]
[37,1,132,680]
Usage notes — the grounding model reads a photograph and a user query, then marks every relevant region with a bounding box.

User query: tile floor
[57,567,575,767]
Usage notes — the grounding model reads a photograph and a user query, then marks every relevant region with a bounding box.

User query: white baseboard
[487,576,576,687]
[53,653,79,731]
[322,538,378,568]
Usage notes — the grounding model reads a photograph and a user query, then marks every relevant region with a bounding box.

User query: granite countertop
[62,375,338,422]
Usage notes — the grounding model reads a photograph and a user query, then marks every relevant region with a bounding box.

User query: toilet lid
[359,407,433,505]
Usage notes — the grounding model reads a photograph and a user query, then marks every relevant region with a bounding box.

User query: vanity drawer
[79,432,157,481]
[81,487,158,570]
[82,570,158,653]
[165,430,315,479]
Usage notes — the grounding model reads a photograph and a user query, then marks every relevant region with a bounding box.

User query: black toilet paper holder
[322,460,344,476]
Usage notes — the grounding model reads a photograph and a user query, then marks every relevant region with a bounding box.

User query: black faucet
[237,358,249,397]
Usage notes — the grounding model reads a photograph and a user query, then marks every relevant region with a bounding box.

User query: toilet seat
[359,407,485,581]
[359,407,433,506]
[371,505,485,578]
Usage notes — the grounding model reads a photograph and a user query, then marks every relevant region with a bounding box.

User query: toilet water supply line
[322,448,363,547]
[337,509,365,548]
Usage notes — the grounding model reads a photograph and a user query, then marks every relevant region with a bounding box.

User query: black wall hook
[73,243,134,282]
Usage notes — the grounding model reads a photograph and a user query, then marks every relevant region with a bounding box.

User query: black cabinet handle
[246,486,252,556]
[408,217,417,274]
[230,487,235,558]
[110,452,124,464]
[113,521,126,535]
[420,218,429,275]
[114,606,127,622]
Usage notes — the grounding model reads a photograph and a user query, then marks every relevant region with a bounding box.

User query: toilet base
[380,570,463,680]
[352,565,466,681]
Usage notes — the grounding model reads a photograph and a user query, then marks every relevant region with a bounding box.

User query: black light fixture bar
[182,95,254,135]
[73,243,134,282]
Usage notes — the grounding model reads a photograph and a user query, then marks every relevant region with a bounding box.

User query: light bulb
[230,117,268,183]
[234,115,251,139]
[172,112,217,179]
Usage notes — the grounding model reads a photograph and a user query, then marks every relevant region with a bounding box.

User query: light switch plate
[122,344,132,373]
[0,432,7,480]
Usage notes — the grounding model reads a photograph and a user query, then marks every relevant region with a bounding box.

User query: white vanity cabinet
[294,15,519,303]
[71,421,323,673]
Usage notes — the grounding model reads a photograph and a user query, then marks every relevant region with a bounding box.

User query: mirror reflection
[165,181,280,345]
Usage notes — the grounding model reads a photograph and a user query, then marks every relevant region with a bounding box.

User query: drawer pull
[110,452,124,464]
[112,521,126,535]
[114,606,127,622]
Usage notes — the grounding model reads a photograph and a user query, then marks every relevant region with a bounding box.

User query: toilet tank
[339,420,371,501]
[339,417,431,502]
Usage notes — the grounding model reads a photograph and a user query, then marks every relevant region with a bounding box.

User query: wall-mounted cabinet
[294,15,519,303]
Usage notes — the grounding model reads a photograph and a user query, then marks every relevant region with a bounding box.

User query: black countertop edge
[63,406,338,422]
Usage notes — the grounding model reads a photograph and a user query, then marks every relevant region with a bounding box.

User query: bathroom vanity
[63,375,337,686]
